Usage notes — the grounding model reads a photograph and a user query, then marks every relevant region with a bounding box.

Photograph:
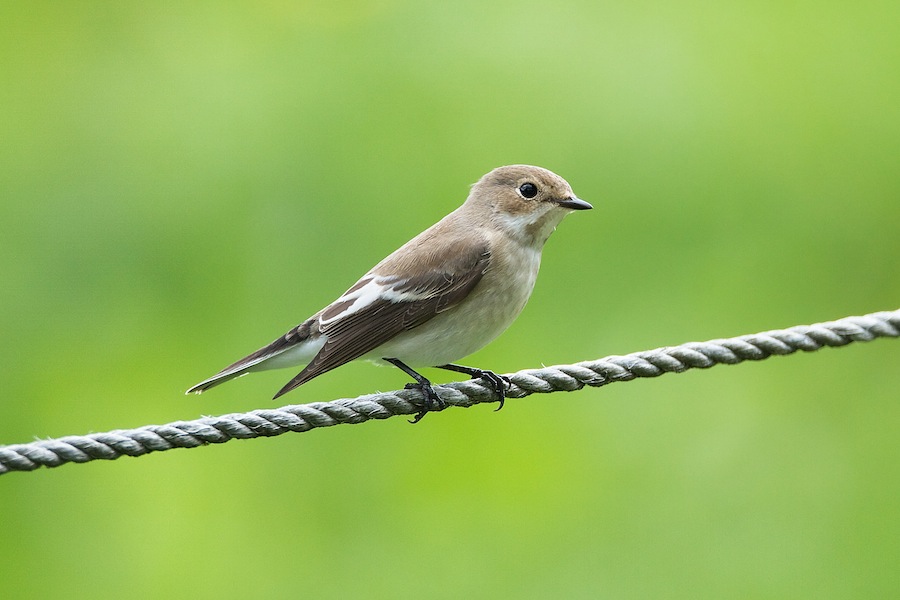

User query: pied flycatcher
[188,165,592,421]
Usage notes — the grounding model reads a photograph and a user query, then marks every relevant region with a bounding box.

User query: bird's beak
[557,196,592,210]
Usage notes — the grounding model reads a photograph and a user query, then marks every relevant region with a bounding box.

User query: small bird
[187,165,591,421]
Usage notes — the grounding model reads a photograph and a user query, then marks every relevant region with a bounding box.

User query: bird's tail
[185,350,273,394]
[186,321,316,395]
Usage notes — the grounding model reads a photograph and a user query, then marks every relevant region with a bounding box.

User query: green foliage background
[2,2,898,598]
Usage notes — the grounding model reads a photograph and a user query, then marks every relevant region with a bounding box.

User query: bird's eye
[518,182,538,199]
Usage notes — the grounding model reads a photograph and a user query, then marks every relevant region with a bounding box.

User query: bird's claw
[474,370,511,412]
[405,382,446,423]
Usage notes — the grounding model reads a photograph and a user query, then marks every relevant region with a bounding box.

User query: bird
[187,165,592,421]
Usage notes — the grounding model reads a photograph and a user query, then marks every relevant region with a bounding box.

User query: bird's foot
[437,364,511,412]
[478,370,512,411]
[404,381,447,423]
[384,357,447,423]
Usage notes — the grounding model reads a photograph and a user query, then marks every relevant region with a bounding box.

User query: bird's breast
[371,242,541,366]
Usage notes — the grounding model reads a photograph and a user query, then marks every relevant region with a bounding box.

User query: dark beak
[557,196,592,210]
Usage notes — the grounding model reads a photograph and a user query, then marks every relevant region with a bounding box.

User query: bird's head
[468,165,591,246]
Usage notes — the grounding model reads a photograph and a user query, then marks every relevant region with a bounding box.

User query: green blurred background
[2,1,898,598]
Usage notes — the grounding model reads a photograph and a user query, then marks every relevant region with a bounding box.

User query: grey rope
[1,309,898,476]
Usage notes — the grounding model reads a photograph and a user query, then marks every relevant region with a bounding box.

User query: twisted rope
[2,309,898,475]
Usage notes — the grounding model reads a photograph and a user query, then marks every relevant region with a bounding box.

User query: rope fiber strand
[1,309,897,476]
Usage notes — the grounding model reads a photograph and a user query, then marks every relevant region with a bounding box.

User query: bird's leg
[436,363,511,412]
[383,358,446,423]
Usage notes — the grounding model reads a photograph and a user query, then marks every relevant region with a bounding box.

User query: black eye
[518,182,538,199]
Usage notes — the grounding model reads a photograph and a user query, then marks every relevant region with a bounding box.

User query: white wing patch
[319,276,428,326]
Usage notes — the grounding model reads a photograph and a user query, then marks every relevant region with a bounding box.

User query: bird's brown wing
[273,240,491,398]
